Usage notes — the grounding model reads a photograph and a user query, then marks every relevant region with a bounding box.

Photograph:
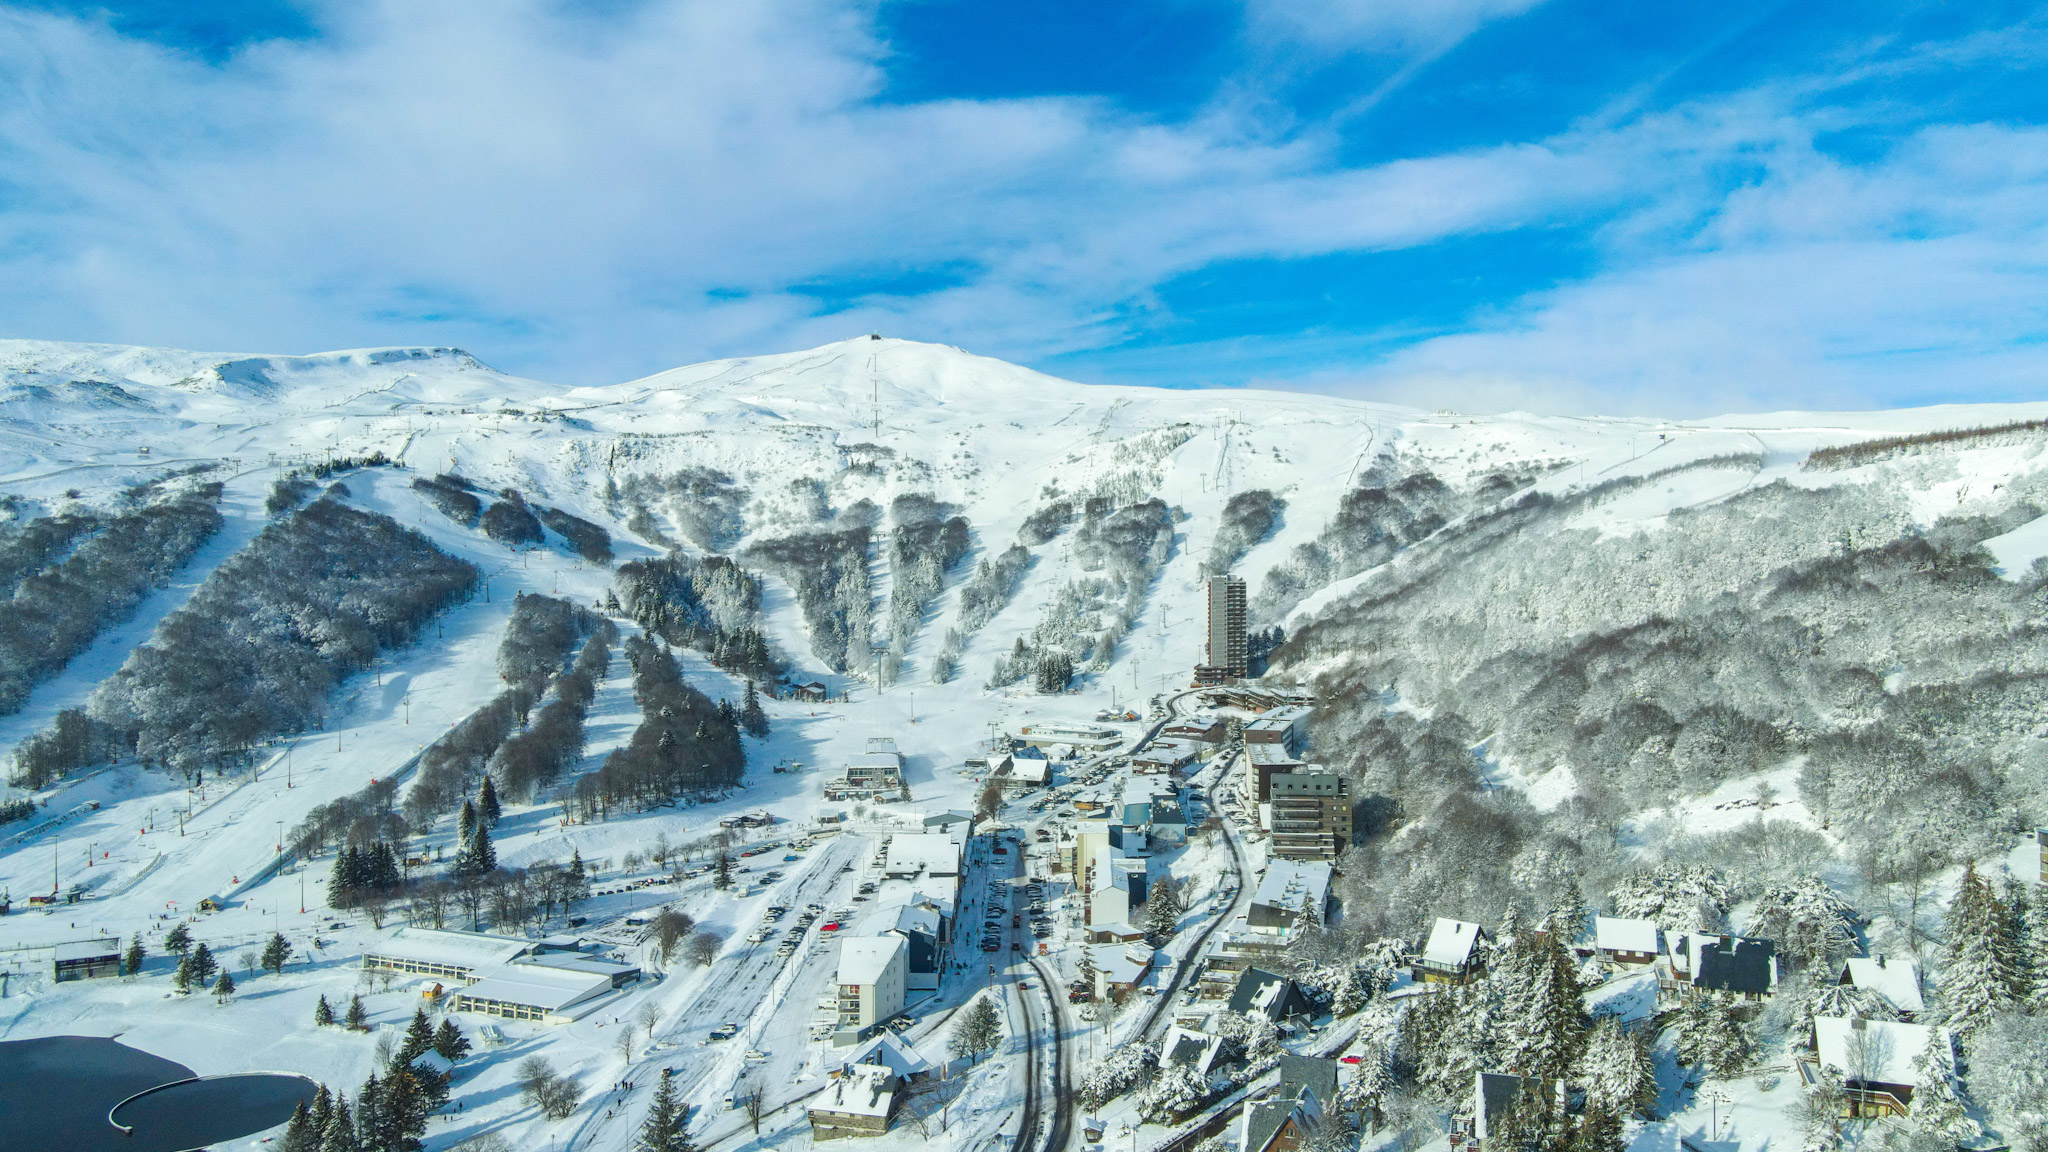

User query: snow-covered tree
[1938,863,2018,1041]
[1908,1029,1977,1145]
[1078,1042,1157,1109]
[122,933,145,978]
[262,931,293,975]
[637,1072,694,1152]
[1751,876,1861,972]
[950,995,1004,1065]
[1140,1060,1209,1122]
[1675,993,1752,1077]
[1972,1013,2048,1152]
[212,969,235,1002]
[477,776,502,827]
[1338,1043,1395,1130]
[1608,865,1733,935]
[1577,1018,1658,1119]
[315,994,336,1027]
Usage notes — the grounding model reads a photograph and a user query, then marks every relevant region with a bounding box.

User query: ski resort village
[0,337,2046,1152]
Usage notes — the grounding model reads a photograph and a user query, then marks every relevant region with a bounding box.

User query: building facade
[1196,575,1248,683]
[1268,771,1352,860]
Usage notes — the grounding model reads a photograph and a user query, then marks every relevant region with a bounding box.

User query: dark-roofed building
[1229,967,1318,1026]
[1452,1071,1563,1152]
[52,938,122,982]
[1240,1091,1323,1152]
[1677,933,1779,1000]
[1276,1055,1339,1106]
[1163,1025,1224,1077]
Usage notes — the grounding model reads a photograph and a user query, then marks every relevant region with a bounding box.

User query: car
[1339,1055,1364,1065]
[821,922,841,931]
[840,864,854,872]
[886,1014,913,1031]
[709,1024,741,1041]
[745,1049,769,1062]
[784,854,799,862]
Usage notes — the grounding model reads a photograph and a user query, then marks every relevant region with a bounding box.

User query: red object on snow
[1339,1055,1363,1065]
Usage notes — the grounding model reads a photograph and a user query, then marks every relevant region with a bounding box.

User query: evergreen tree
[319,1099,358,1152]
[397,1007,436,1067]
[1939,863,2018,1040]
[262,931,293,975]
[374,1068,430,1151]
[2025,886,2048,1013]
[1675,994,1751,1076]
[173,950,196,993]
[122,932,146,978]
[713,851,732,891]
[308,1086,335,1149]
[213,968,236,1002]
[1549,879,1591,947]
[281,1099,316,1152]
[1909,1029,1977,1145]
[457,798,477,846]
[1339,1044,1394,1131]
[188,942,218,987]
[432,1018,470,1062]
[740,680,768,738]
[354,1073,383,1152]
[330,846,359,908]
[567,849,591,907]
[478,776,501,827]
[1144,890,1181,943]
[1517,930,1587,1084]
[717,698,738,727]
[1569,1104,1627,1152]
[369,842,400,893]
[315,993,336,1027]
[1577,1018,1658,1118]
[637,1072,694,1152]
[163,922,192,956]
[346,993,367,1030]
[950,994,1005,1064]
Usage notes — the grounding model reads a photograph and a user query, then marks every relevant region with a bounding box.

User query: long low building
[447,965,620,1023]
[362,927,533,981]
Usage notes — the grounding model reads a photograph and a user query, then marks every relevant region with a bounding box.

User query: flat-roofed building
[1243,705,1311,756]
[53,938,122,982]
[1245,743,1305,802]
[1247,860,1333,935]
[1195,575,1247,684]
[447,965,619,1023]
[362,928,532,982]
[1269,771,1351,861]
[835,936,908,1041]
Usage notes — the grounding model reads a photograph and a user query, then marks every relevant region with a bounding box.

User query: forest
[0,486,223,717]
[67,493,476,780]
[567,634,745,818]
[613,552,779,685]
[746,524,873,674]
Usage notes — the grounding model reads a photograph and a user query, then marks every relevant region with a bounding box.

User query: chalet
[1130,739,1199,775]
[1810,1017,1950,1119]
[808,1063,898,1139]
[1451,1071,1564,1152]
[1669,933,1779,1000]
[839,1032,933,1083]
[1230,967,1318,1027]
[994,748,1051,791]
[1162,715,1226,744]
[789,681,830,703]
[1592,917,1661,967]
[1839,954,1924,1019]
[1162,1024,1225,1077]
[1239,1057,1336,1152]
[1414,918,1488,984]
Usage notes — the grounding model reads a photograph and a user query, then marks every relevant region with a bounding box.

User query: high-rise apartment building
[1196,575,1247,684]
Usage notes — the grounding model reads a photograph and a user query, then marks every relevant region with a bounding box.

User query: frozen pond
[0,1035,316,1152]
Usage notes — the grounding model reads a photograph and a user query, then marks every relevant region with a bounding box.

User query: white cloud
[1241,0,1549,54]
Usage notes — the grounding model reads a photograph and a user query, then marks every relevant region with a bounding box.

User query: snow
[7,332,2048,1150]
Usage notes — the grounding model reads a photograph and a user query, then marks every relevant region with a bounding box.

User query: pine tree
[1569,1104,1627,1152]
[2025,887,2048,1013]
[1577,1017,1657,1118]
[478,776,501,827]
[164,922,192,956]
[319,1099,358,1152]
[1549,879,1590,947]
[330,846,359,908]
[951,994,1005,1064]
[740,680,768,738]
[432,1018,470,1061]
[457,798,477,846]
[567,849,590,906]
[189,942,218,987]
[173,950,196,993]
[281,1100,316,1152]
[122,933,146,978]
[637,1072,694,1152]
[1517,930,1587,1084]
[1939,863,2018,1041]
[397,1007,436,1067]
[213,968,236,1002]
[1675,993,1751,1076]
[374,1068,429,1152]
[354,1073,383,1152]
[308,1086,334,1147]
[470,820,496,875]
[1909,1029,1977,1144]
[262,931,293,975]
[717,698,738,727]
[345,992,367,1030]
[315,993,336,1027]
[1340,1044,1394,1131]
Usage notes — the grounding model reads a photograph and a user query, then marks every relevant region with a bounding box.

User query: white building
[1245,860,1332,936]
[447,965,619,1023]
[1592,917,1661,966]
[1840,955,1925,1017]
[835,936,908,1040]
[363,927,532,982]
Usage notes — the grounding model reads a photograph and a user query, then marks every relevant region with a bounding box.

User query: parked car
[709,1023,741,1041]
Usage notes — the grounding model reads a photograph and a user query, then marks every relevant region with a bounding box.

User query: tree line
[568,634,745,819]
[614,552,780,685]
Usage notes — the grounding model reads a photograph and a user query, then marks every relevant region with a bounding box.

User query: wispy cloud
[0,0,2043,416]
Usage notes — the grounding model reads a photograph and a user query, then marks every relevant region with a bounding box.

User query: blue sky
[1,1,2046,414]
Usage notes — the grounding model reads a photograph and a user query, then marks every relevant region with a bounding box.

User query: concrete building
[1242,705,1311,756]
[1245,743,1306,803]
[1196,575,1248,684]
[362,927,532,982]
[1268,771,1351,861]
[835,936,908,1041]
[1131,739,1200,775]
[447,965,622,1023]
[809,1064,898,1139]
[827,742,907,802]
[52,938,122,981]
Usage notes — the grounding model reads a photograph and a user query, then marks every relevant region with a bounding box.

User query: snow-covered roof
[1422,918,1482,967]
[1247,743,1304,766]
[891,903,941,939]
[815,1064,896,1118]
[1814,1017,1944,1086]
[1594,916,1659,954]
[1089,942,1156,984]
[1842,955,1925,1015]
[53,938,121,963]
[452,965,614,1014]
[1252,860,1332,917]
[410,1050,454,1076]
[518,952,639,982]
[1163,1025,1223,1075]
[837,935,906,986]
[366,927,531,973]
[883,833,961,878]
[844,1032,932,1079]
[1012,758,1050,783]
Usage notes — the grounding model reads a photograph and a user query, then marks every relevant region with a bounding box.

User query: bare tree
[650,832,672,871]
[638,1002,661,1046]
[518,1056,581,1120]
[684,929,725,967]
[646,909,695,967]
[744,1087,767,1134]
